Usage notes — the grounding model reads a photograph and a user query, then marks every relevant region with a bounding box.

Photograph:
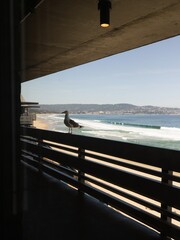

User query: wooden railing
[20,126,180,240]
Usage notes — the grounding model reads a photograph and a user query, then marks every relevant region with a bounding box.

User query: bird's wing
[64,118,72,127]
[69,119,79,128]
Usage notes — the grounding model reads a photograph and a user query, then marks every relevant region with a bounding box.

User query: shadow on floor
[22,164,160,240]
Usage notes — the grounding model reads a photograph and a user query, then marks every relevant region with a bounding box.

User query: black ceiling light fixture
[98,0,112,28]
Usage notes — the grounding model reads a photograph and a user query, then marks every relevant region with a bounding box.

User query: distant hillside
[32,103,180,115]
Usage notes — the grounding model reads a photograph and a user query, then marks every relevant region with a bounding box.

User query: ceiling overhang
[21,0,180,82]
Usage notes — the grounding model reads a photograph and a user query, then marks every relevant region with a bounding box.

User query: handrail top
[21,126,180,171]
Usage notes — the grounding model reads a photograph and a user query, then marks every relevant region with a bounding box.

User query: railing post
[37,138,43,173]
[78,148,85,194]
[161,168,173,240]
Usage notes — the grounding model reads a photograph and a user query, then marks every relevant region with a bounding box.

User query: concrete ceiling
[21,0,180,82]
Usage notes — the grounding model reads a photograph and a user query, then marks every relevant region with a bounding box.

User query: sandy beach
[33,116,49,130]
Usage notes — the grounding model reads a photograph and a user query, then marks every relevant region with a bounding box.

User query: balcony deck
[22,163,160,240]
[21,126,180,240]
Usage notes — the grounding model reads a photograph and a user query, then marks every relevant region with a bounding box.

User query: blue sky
[21,35,180,107]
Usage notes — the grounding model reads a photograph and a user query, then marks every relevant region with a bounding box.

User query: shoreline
[33,116,49,130]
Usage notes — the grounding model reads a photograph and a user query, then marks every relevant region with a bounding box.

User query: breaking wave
[36,114,180,150]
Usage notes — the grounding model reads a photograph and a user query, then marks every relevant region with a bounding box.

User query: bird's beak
[62,111,65,114]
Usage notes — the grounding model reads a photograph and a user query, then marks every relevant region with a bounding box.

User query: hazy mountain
[31,103,180,115]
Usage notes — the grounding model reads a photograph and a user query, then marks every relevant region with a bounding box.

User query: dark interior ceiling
[21,0,180,82]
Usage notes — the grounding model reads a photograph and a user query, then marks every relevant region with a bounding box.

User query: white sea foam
[73,118,180,141]
[36,114,180,149]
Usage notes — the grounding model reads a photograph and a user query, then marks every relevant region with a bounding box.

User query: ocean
[36,113,180,151]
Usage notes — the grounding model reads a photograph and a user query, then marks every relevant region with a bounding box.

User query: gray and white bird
[62,110,83,133]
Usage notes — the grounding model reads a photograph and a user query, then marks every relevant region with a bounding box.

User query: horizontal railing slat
[23,157,179,239]
[21,139,180,209]
[21,127,180,170]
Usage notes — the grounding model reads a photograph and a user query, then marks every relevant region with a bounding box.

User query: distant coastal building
[20,95,39,126]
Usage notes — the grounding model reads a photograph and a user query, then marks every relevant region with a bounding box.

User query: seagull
[62,110,83,133]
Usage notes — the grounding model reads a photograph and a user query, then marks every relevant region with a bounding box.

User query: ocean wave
[36,114,180,149]
[74,118,180,141]
[106,121,161,129]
